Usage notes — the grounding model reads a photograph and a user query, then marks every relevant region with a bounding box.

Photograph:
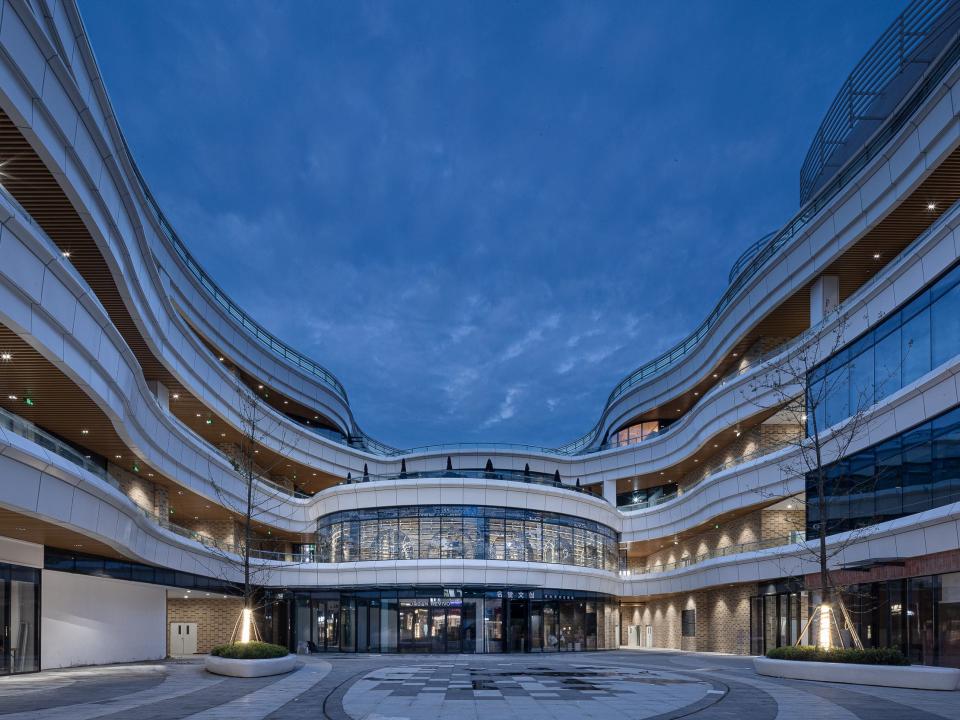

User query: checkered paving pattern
[344,661,715,719]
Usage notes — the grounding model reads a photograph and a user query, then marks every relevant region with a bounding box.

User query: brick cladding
[620,583,755,654]
[166,597,244,654]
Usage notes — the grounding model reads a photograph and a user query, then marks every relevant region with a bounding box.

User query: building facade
[2,0,960,672]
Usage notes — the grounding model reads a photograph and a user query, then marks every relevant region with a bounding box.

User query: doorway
[0,562,40,675]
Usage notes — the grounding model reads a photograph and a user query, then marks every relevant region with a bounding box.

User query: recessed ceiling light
[73,543,83,547]
[147,473,154,477]
[172,393,180,400]
[787,504,794,509]
[195,413,201,418]
[732,352,738,357]
[218,356,225,361]
[177,490,183,495]
[283,400,288,405]
[7,394,17,400]
[61,250,71,257]
[0,353,11,361]
[258,384,264,390]
[873,252,881,259]
[81,429,89,435]
[927,201,937,211]
[115,454,121,459]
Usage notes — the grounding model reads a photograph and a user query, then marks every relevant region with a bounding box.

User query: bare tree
[199,371,310,643]
[746,305,895,648]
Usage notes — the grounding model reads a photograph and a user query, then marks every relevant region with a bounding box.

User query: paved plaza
[0,650,958,720]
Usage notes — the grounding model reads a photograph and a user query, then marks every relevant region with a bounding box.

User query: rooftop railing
[799,0,958,204]
[561,9,960,453]
[336,466,601,497]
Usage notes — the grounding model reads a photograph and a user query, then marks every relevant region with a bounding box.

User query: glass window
[524,520,542,563]
[419,508,442,559]
[505,518,525,561]
[398,509,419,560]
[681,609,696,637]
[902,306,931,387]
[938,573,960,668]
[932,281,960,368]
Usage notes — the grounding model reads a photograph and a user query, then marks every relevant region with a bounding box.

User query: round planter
[205,653,298,678]
[754,657,960,691]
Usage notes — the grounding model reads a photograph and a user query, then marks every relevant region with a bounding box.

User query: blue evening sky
[79,0,903,449]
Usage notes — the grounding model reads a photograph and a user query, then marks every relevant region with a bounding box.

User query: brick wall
[166,597,244,654]
[619,584,754,654]
[630,494,804,572]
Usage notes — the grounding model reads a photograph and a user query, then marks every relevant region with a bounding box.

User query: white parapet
[754,657,960,691]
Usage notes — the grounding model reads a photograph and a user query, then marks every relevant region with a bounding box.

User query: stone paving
[0,650,957,720]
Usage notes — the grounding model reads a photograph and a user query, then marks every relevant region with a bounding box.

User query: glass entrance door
[0,575,7,675]
[430,607,447,653]
[508,600,529,652]
[0,563,39,675]
[446,607,462,653]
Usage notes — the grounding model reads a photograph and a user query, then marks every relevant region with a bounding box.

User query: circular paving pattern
[342,661,721,720]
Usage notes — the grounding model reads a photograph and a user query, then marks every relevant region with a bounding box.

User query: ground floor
[1,649,957,720]
[263,588,619,654]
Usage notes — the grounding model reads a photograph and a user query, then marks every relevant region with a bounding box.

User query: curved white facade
[1,0,960,667]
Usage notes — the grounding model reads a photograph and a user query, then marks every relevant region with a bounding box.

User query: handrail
[560,16,960,454]
[800,0,957,204]
[620,533,802,576]
[727,231,776,284]
[111,133,350,407]
[336,467,600,497]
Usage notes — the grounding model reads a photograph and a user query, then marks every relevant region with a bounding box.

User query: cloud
[482,386,524,429]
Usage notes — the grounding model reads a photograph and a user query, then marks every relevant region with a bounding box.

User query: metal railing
[800,0,957,204]
[560,8,960,454]
[336,467,600,496]
[620,533,802,577]
[112,134,350,407]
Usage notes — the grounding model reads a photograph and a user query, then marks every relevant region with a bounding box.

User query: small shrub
[210,641,289,659]
[766,645,909,666]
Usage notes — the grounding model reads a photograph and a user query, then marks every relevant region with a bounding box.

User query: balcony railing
[620,532,803,577]
[336,466,601,497]
[560,12,960,454]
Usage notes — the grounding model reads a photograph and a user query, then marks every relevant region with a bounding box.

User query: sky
[79,0,904,449]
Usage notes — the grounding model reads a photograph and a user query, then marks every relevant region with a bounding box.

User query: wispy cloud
[83,0,905,446]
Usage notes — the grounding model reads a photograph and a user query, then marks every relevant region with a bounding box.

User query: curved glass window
[808,259,960,432]
[316,505,619,571]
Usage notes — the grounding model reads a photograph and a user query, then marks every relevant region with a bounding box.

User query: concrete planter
[754,657,960,690]
[204,653,298,678]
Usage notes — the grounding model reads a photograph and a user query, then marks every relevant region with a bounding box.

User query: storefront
[265,587,618,654]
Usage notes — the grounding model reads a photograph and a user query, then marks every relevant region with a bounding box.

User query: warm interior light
[0,353,11,361]
[240,607,253,643]
[818,604,832,649]
[927,202,937,210]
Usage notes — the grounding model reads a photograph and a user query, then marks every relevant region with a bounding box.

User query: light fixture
[205,419,213,425]
[24,398,33,406]
[195,413,201,418]
[818,604,833,649]
[873,252,881,259]
[61,250,71,258]
[283,400,288,405]
[927,201,937,211]
[712,373,718,378]
[172,393,180,400]
[7,394,16,400]
[81,429,89,435]
[218,356,225,362]
[115,454,121,459]
[258,384,264,390]
[0,353,11,361]
[732,352,738,357]
[240,607,253,643]
[735,430,741,437]
[787,504,793,509]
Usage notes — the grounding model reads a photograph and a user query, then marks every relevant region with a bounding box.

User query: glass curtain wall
[317,506,619,571]
[806,403,960,537]
[278,588,617,655]
[808,258,960,432]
